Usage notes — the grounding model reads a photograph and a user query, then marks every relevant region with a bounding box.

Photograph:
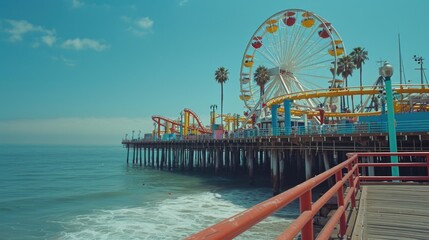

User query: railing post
[354,155,361,190]
[347,163,356,208]
[426,154,429,180]
[335,171,346,237]
[300,191,313,240]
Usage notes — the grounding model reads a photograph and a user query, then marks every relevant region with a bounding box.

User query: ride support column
[284,99,292,135]
[271,104,279,136]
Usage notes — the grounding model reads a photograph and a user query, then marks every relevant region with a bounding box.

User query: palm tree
[214,67,229,124]
[337,55,355,112]
[350,47,369,109]
[254,65,270,114]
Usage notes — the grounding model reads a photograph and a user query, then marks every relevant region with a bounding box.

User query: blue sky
[0,0,428,145]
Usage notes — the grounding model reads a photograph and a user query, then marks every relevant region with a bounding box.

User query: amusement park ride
[151,108,251,139]
[151,9,429,140]
[151,108,211,139]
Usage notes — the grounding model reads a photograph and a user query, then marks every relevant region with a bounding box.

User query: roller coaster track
[266,85,429,118]
[267,85,429,106]
[151,115,180,133]
[151,108,211,135]
[184,108,211,134]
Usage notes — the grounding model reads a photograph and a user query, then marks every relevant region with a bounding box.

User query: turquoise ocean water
[0,145,299,239]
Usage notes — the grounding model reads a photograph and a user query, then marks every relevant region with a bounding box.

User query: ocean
[0,145,299,239]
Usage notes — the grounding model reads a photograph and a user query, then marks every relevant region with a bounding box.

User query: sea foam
[57,189,298,239]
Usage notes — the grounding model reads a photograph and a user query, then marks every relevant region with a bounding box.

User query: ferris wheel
[239,9,346,118]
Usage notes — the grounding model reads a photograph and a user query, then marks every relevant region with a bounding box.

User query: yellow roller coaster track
[266,85,429,118]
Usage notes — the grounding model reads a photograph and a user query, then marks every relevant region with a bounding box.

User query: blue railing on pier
[229,119,429,139]
[122,120,429,142]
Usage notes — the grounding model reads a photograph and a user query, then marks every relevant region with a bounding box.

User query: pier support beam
[271,149,280,195]
[143,147,146,166]
[132,145,136,164]
[136,146,139,165]
[151,147,155,167]
[180,148,185,171]
[160,147,165,170]
[323,151,333,187]
[279,150,285,191]
[126,144,130,164]
[202,149,206,170]
[247,147,254,185]
[156,147,160,168]
[225,146,230,173]
[234,148,240,173]
[264,150,270,174]
[139,146,142,166]
[189,149,194,171]
[304,149,312,180]
[167,147,172,170]
[296,150,303,181]
[215,148,220,175]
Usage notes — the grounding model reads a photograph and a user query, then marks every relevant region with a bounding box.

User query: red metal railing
[187,152,429,240]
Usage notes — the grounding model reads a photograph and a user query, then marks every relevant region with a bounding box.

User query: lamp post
[413,55,425,85]
[132,130,135,140]
[210,104,218,125]
[381,61,399,177]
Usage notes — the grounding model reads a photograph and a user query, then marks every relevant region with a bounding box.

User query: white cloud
[5,19,44,42]
[136,17,154,29]
[72,0,84,8]
[123,16,154,37]
[0,117,153,145]
[179,0,189,6]
[3,19,57,47]
[42,34,56,46]
[2,19,109,51]
[61,38,110,51]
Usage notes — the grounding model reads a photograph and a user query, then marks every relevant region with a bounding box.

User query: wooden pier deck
[353,184,429,240]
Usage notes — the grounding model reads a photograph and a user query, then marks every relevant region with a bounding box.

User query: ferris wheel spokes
[255,46,281,67]
[278,74,293,93]
[297,58,334,73]
[294,41,332,67]
[288,27,320,64]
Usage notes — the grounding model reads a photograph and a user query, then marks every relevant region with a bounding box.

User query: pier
[122,124,429,194]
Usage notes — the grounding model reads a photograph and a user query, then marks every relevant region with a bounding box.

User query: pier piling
[122,131,429,195]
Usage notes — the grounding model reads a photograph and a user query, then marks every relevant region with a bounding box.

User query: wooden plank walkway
[353,184,429,240]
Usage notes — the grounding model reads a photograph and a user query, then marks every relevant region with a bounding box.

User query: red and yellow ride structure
[152,108,211,138]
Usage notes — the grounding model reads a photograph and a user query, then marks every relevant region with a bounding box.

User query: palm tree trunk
[360,67,363,109]
[221,82,224,126]
[346,77,349,111]
[260,84,265,116]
